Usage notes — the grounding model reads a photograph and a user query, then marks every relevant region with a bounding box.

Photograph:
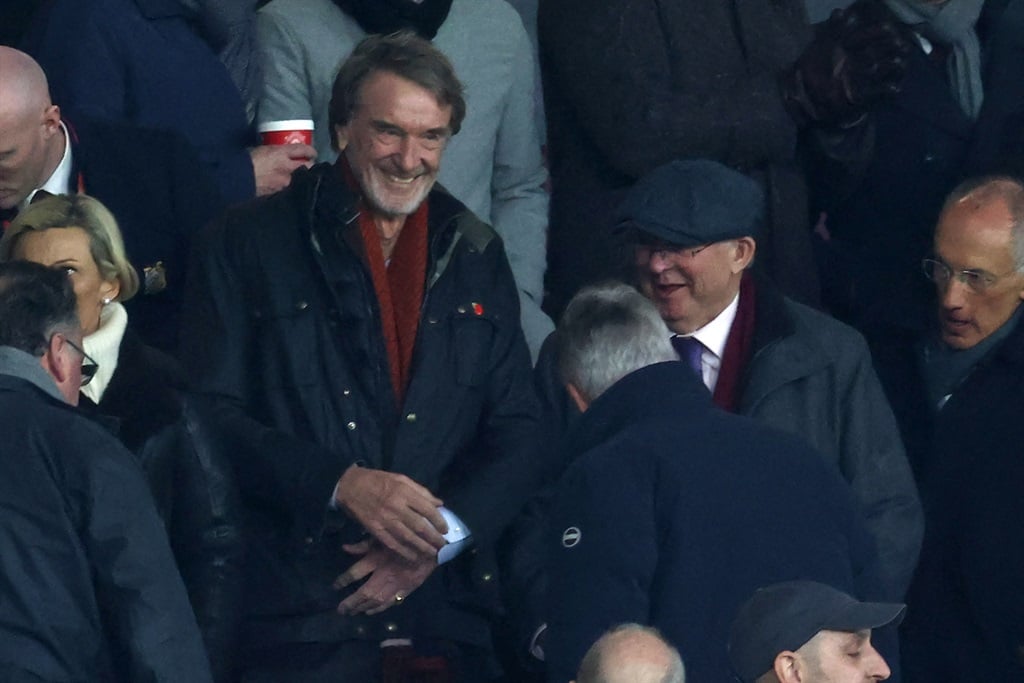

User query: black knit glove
[783,0,912,127]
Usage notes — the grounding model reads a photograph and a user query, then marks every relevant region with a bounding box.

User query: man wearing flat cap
[524,159,921,607]
[729,581,905,683]
[619,159,922,602]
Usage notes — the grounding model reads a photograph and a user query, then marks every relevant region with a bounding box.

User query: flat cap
[615,159,764,247]
[728,581,905,682]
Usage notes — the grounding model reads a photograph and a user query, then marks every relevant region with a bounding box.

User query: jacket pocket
[451,308,498,387]
[250,296,320,388]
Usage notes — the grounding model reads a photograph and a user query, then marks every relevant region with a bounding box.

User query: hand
[334,541,437,616]
[784,0,912,126]
[250,144,316,196]
[333,465,448,561]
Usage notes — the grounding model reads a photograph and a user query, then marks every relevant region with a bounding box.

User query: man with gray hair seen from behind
[728,580,903,683]
[544,282,882,683]
[0,260,212,682]
[574,624,685,683]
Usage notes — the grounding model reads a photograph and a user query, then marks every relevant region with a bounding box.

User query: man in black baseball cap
[728,581,905,683]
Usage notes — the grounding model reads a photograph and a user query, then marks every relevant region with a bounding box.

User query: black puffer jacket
[182,162,542,650]
[79,330,244,682]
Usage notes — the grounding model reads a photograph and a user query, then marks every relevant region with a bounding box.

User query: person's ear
[99,276,120,304]
[40,333,72,386]
[41,104,62,137]
[566,382,590,413]
[334,123,349,152]
[729,236,757,274]
[773,651,803,683]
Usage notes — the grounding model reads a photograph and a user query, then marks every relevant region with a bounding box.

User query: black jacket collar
[566,361,713,460]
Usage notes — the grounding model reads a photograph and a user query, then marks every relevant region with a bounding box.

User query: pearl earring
[102,297,112,305]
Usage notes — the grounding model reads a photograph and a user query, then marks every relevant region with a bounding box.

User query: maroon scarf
[712,272,757,412]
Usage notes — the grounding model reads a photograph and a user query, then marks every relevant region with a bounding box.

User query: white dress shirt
[674,292,740,392]
[23,121,73,210]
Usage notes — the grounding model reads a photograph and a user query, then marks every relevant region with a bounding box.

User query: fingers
[335,550,435,617]
[333,553,377,589]
[283,143,317,162]
[335,468,447,559]
[371,519,442,562]
[338,587,389,615]
[342,539,373,555]
[337,563,401,616]
[405,492,449,536]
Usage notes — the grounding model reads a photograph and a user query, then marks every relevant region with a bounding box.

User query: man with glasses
[628,161,920,602]
[0,260,213,681]
[875,175,1024,681]
[514,160,920,673]
[532,160,920,599]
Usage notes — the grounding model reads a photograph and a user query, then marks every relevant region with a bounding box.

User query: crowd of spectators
[0,0,1022,681]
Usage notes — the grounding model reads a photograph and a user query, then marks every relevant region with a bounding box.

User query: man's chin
[0,195,22,211]
[940,328,978,351]
[364,179,434,217]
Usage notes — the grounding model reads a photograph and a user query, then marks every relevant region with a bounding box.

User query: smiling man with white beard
[182,31,542,682]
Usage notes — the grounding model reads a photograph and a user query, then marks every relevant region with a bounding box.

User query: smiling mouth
[385,174,419,185]
[654,282,686,295]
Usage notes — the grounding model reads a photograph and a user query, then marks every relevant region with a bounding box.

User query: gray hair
[577,623,686,683]
[940,175,1024,272]
[557,282,676,402]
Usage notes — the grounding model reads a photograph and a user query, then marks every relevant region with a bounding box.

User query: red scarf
[340,162,428,406]
[712,272,757,412]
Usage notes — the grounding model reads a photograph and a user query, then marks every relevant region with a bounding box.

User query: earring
[102,297,112,305]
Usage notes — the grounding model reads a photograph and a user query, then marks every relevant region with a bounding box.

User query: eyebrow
[370,119,451,137]
[842,630,870,646]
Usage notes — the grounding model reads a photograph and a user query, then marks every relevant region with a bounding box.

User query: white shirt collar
[688,291,740,361]
[23,121,73,210]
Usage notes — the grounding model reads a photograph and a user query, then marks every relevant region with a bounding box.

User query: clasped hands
[332,465,449,616]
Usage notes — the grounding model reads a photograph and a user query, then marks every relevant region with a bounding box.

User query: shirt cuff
[437,506,472,564]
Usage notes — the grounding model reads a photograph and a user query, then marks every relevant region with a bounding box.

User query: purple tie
[671,335,704,379]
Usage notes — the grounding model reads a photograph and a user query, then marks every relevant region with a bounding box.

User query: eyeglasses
[61,336,99,386]
[921,257,1019,294]
[634,242,712,264]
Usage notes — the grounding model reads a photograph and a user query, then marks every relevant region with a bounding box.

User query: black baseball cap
[615,159,764,247]
[728,581,906,682]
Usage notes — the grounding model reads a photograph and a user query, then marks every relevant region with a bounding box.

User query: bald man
[0,47,63,213]
[574,624,685,683]
[0,46,222,350]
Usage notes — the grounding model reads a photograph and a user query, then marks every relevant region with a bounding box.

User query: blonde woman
[2,194,243,682]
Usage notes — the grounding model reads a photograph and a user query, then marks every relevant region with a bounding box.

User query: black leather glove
[784,0,913,127]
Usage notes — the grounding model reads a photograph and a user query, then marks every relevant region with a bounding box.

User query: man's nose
[940,276,969,309]
[865,643,891,680]
[396,137,422,172]
[647,249,674,273]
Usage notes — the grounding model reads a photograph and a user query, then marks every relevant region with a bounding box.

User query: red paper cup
[258,119,314,146]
